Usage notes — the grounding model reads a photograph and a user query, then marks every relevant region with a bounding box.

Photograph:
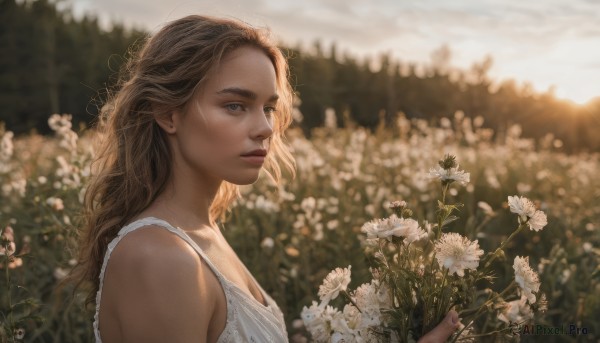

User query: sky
[66,0,600,105]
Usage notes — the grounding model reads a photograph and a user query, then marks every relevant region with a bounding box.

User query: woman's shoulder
[107,223,218,289]
[110,223,197,267]
[102,224,219,341]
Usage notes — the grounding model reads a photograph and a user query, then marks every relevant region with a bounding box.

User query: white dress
[93,217,289,342]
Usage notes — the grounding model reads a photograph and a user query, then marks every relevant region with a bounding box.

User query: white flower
[384,216,427,244]
[331,331,354,343]
[255,195,279,212]
[508,196,547,231]
[59,129,78,151]
[48,114,72,133]
[527,211,547,232]
[325,306,350,336]
[354,283,380,320]
[373,281,392,310]
[46,197,64,211]
[0,226,17,257]
[0,240,16,257]
[560,269,571,284]
[318,266,352,304]
[301,301,330,342]
[301,197,316,212]
[498,295,533,324]
[301,301,322,324]
[361,219,385,239]
[361,215,427,244]
[48,114,79,153]
[0,131,14,161]
[342,304,362,330]
[435,233,484,277]
[53,267,69,280]
[507,196,536,219]
[353,280,392,328]
[389,200,407,209]
[260,237,274,249]
[428,165,470,185]
[513,256,540,303]
[13,328,25,340]
[56,155,81,188]
[324,108,337,129]
[327,220,339,230]
[455,324,475,343]
[4,178,27,198]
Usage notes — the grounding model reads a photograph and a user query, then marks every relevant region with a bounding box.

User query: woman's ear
[154,111,179,134]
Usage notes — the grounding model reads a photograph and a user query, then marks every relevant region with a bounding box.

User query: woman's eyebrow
[216,87,279,102]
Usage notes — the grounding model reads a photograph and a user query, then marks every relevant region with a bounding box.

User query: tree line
[1,0,599,152]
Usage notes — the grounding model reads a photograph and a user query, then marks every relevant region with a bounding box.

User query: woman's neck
[147,174,222,232]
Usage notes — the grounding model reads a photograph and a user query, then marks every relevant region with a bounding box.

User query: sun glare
[557,89,598,106]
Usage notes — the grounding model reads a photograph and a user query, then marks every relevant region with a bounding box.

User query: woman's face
[172,45,277,185]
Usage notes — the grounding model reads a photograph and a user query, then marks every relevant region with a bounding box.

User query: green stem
[4,244,15,343]
[441,184,448,204]
[436,184,450,240]
[440,268,448,289]
[434,268,450,331]
[460,325,515,339]
[437,268,449,310]
[342,290,362,313]
[452,282,517,343]
[484,223,526,268]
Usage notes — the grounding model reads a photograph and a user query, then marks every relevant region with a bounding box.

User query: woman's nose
[252,110,274,141]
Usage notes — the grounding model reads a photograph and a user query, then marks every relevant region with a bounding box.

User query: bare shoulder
[104,225,218,342]
[109,224,201,275]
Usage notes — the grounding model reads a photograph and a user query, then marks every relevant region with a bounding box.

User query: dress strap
[116,216,228,283]
[94,216,228,342]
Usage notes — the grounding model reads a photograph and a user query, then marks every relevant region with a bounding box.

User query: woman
[72,15,458,342]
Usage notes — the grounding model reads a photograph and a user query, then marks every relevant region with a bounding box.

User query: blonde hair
[70,15,296,309]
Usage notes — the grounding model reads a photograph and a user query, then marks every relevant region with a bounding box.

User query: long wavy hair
[70,15,296,309]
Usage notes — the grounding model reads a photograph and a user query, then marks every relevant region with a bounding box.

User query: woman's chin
[227,173,261,186]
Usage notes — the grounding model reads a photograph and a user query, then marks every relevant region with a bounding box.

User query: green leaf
[442,215,459,227]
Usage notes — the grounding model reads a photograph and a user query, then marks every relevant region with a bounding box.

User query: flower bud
[389,200,407,210]
[401,208,413,218]
[438,154,458,170]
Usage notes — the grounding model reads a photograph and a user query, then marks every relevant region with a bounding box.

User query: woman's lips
[241,155,265,165]
[240,148,267,166]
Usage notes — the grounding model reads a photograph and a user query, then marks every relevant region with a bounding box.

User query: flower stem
[436,268,449,323]
[440,268,448,289]
[441,184,448,204]
[459,325,515,339]
[484,223,526,268]
[452,282,517,343]
[4,243,15,343]
[436,184,450,240]
[342,290,362,313]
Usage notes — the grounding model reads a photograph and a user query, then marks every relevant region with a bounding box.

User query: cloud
[69,0,600,101]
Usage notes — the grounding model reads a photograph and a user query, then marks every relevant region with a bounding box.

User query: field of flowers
[0,111,598,342]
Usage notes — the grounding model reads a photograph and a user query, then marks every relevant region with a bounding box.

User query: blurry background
[1,0,599,151]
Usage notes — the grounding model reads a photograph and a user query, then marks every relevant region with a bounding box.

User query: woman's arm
[105,227,218,343]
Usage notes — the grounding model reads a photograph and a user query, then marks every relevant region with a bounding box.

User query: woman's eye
[226,104,244,112]
[264,106,277,116]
